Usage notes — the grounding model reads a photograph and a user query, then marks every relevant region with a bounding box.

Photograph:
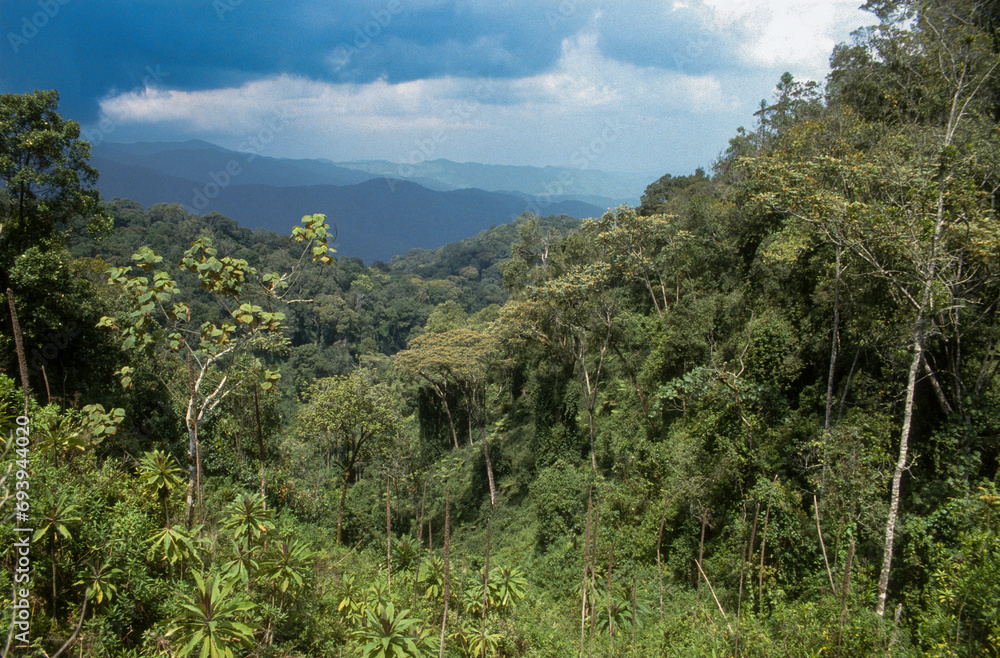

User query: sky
[1,0,874,179]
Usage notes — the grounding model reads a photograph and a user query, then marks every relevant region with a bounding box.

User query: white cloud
[703,0,871,77]
[98,29,732,151]
[95,0,871,173]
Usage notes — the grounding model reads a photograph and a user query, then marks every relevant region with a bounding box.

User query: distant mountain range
[91,140,648,263]
[330,158,649,207]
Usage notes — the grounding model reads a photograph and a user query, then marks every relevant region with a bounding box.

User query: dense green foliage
[2,1,1000,655]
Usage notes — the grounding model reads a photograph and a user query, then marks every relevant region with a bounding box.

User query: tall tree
[0,90,110,287]
[741,0,1000,614]
[396,327,500,504]
[295,367,400,545]
[100,214,334,527]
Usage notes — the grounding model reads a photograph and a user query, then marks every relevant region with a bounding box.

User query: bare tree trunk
[876,329,923,616]
[589,500,598,658]
[607,538,615,655]
[836,539,855,658]
[735,504,757,658]
[415,481,426,606]
[157,486,171,530]
[253,386,266,508]
[184,353,199,528]
[443,397,459,450]
[480,514,491,658]
[758,478,776,614]
[480,424,496,508]
[573,326,611,472]
[336,471,349,545]
[696,508,708,599]
[51,536,57,620]
[439,486,451,658]
[386,473,392,593]
[816,495,838,596]
[630,578,637,652]
[656,493,668,620]
[6,289,30,415]
[822,246,842,493]
[581,485,593,655]
[184,424,199,528]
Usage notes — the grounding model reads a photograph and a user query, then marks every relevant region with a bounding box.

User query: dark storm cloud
[593,2,756,77]
[0,0,592,123]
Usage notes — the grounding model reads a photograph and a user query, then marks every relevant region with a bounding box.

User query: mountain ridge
[92,150,604,263]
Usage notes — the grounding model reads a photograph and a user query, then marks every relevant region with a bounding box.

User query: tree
[594,205,702,320]
[223,492,275,551]
[396,326,502,506]
[0,91,116,398]
[355,602,435,658]
[638,169,708,217]
[100,214,334,527]
[0,90,110,287]
[395,329,481,450]
[165,572,258,658]
[138,449,185,529]
[34,489,80,620]
[295,367,399,544]
[741,0,1000,615]
[525,257,618,472]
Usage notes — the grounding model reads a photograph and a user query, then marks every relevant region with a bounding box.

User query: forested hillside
[1,0,999,656]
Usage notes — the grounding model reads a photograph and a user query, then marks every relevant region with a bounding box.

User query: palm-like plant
[149,523,204,580]
[75,557,122,606]
[219,539,259,587]
[392,533,420,573]
[462,569,500,618]
[337,573,366,626]
[419,555,446,601]
[367,580,393,612]
[34,489,80,618]
[166,572,258,658]
[594,585,652,639]
[258,538,315,595]
[450,619,502,658]
[491,565,527,612]
[37,416,88,465]
[138,449,184,528]
[222,492,274,550]
[354,601,435,658]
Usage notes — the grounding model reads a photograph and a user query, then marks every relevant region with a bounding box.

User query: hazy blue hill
[91,138,231,155]
[93,155,603,263]
[91,140,611,262]
[94,141,374,188]
[91,155,203,206]
[194,178,602,263]
[334,157,649,203]
[95,140,645,203]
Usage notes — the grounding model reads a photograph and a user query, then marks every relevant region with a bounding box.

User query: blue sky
[2,0,873,178]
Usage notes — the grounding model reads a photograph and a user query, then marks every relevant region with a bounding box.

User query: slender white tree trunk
[876,319,924,616]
